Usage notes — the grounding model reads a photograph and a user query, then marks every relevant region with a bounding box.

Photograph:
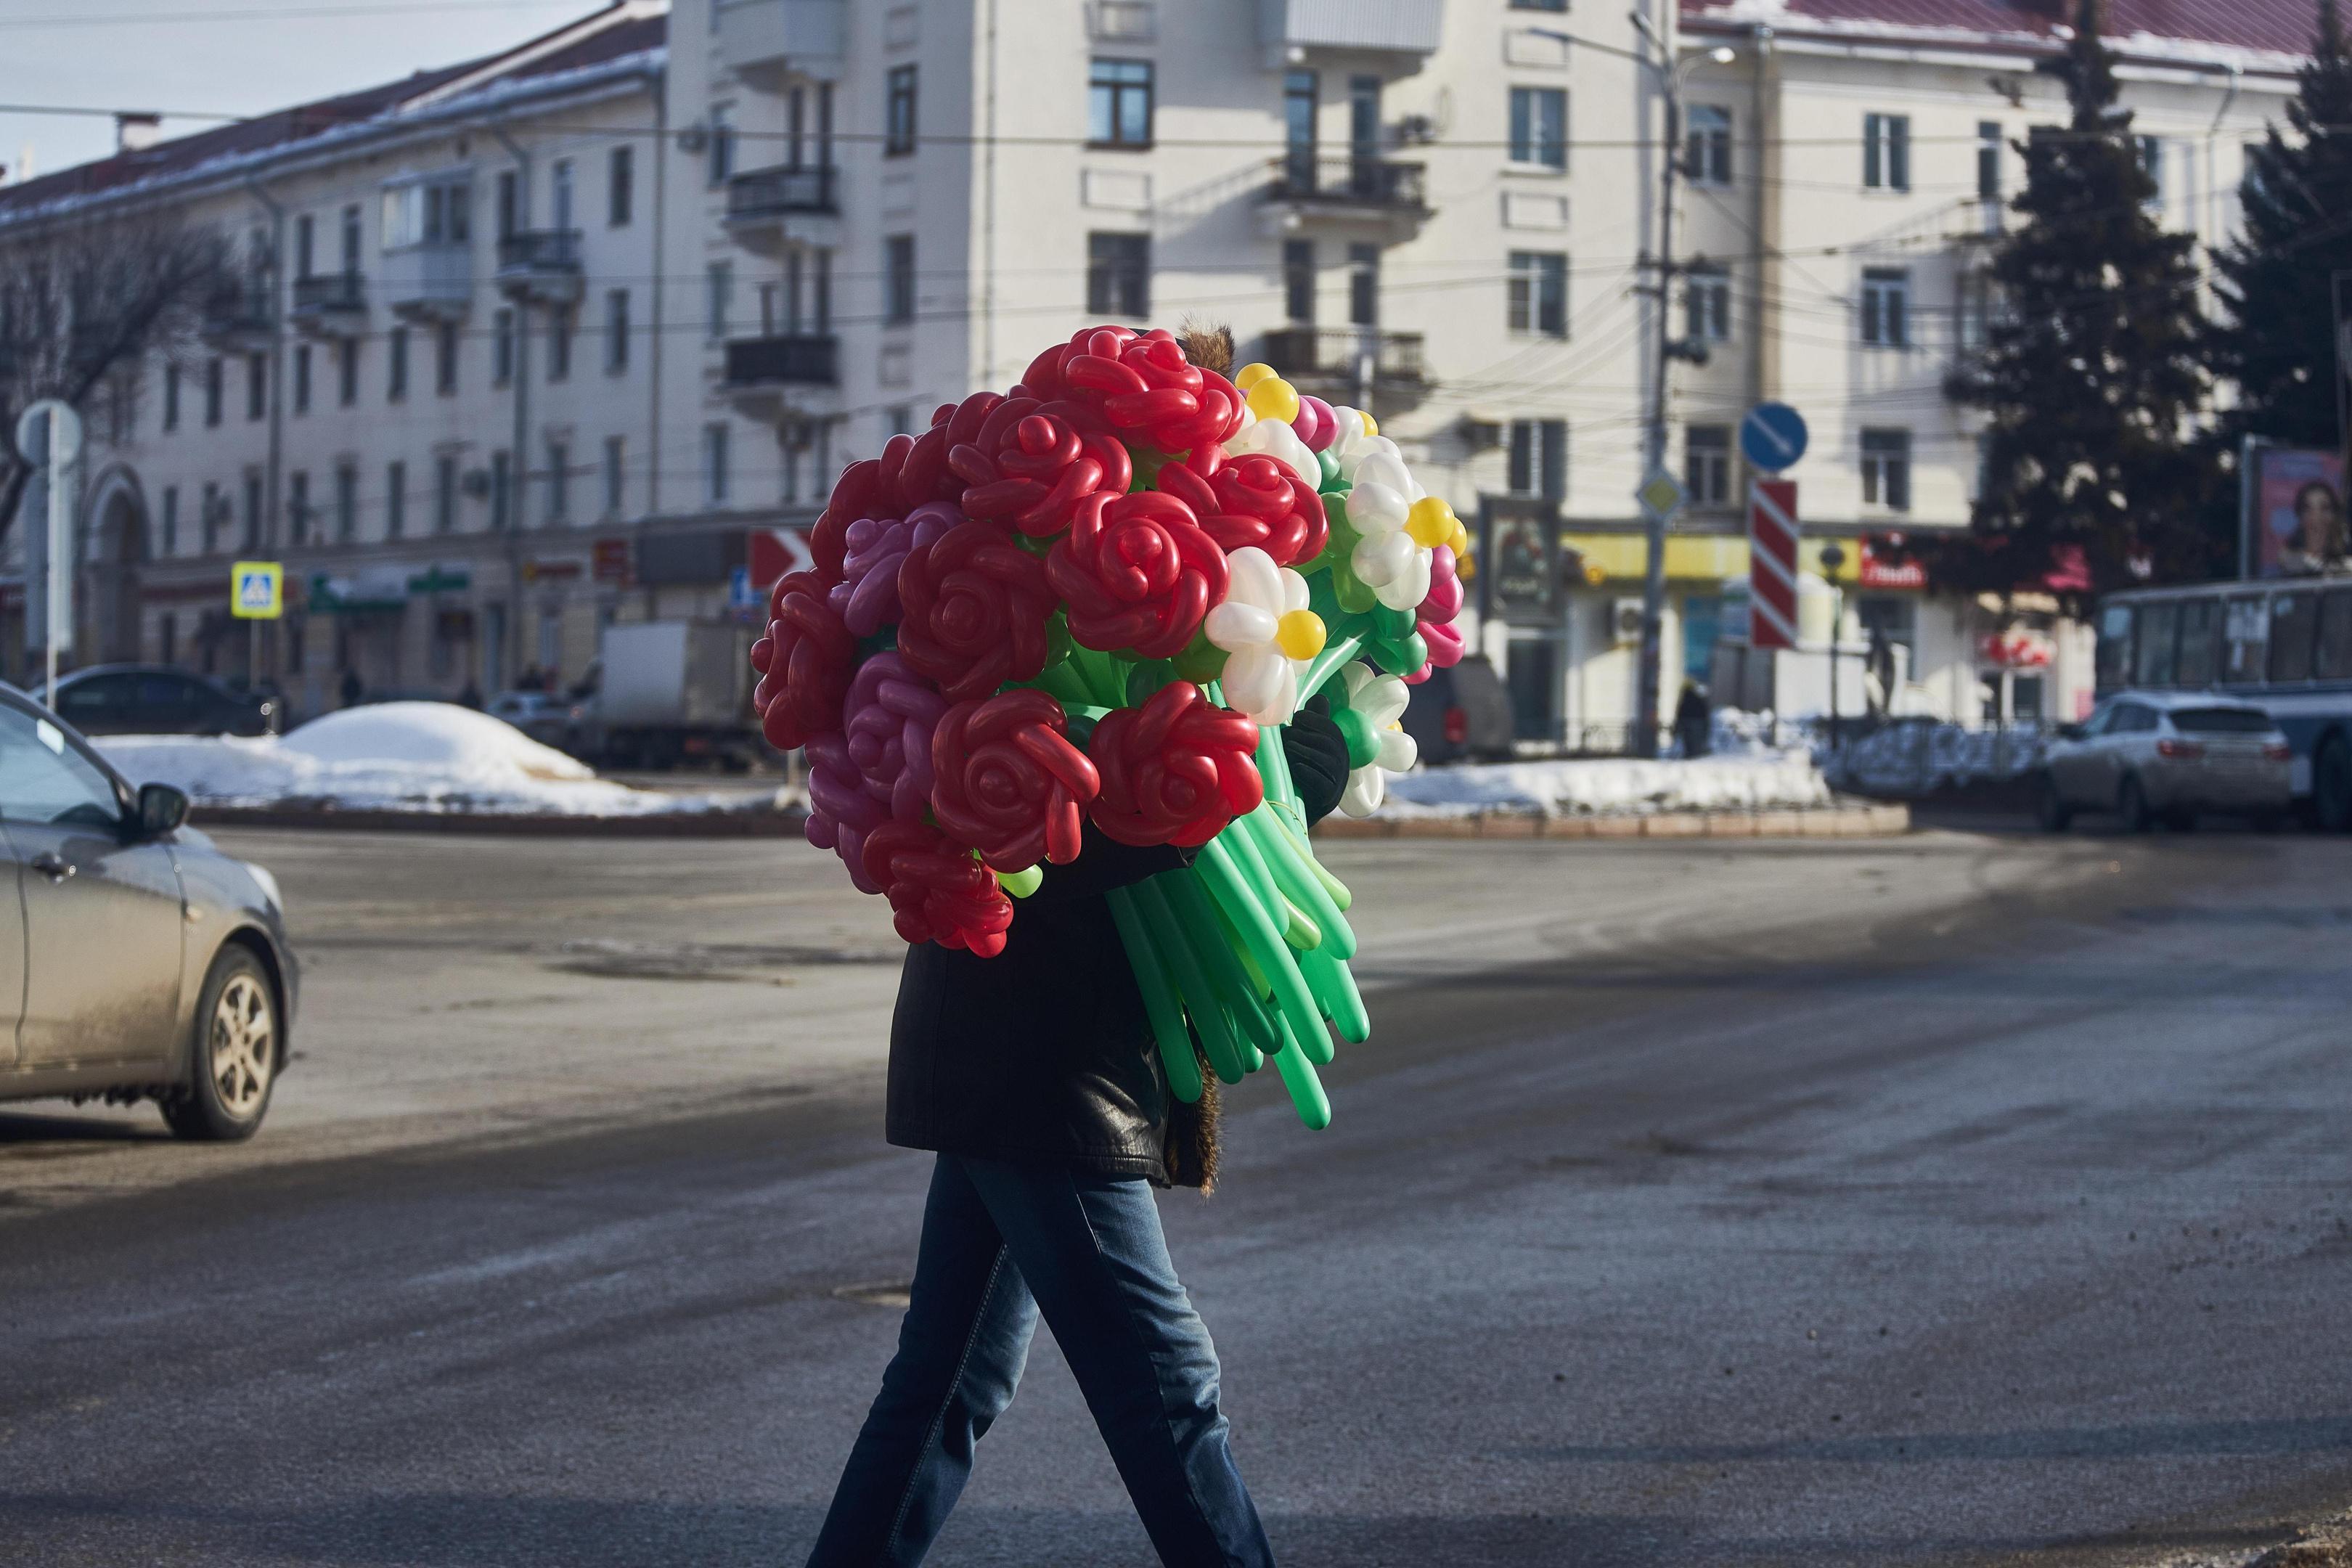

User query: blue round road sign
[1740,401,1808,473]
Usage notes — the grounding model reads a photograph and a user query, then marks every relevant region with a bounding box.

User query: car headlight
[242,861,284,912]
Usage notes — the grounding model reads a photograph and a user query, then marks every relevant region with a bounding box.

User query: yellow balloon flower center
[1405,496,1455,549]
[1245,377,1301,424]
[1445,518,1471,557]
[1233,362,1278,391]
[1275,608,1328,661]
[1360,410,1379,437]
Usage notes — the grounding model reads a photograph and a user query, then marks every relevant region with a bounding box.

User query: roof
[1683,0,2323,68]
[0,4,663,224]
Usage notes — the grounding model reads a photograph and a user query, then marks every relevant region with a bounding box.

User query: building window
[1861,428,1911,510]
[436,320,459,395]
[1282,240,1315,324]
[1860,267,1910,347]
[550,158,575,232]
[1508,418,1567,502]
[605,289,630,371]
[883,235,916,323]
[1086,232,1150,317]
[1508,250,1567,337]
[497,169,519,240]
[1687,264,1731,341]
[704,423,730,506]
[436,454,458,533]
[1510,0,1568,9]
[1977,121,2003,202]
[1863,113,1910,191]
[885,65,918,156]
[295,213,315,279]
[388,324,409,401]
[491,449,513,531]
[707,261,732,340]
[1088,58,1154,147]
[1509,86,1567,171]
[708,103,735,187]
[1686,105,1732,187]
[494,308,515,384]
[244,473,263,551]
[205,357,224,427]
[245,353,266,421]
[286,470,308,547]
[547,438,570,523]
[200,482,220,552]
[386,460,406,539]
[163,364,180,432]
[1685,424,1731,506]
[1283,69,1318,187]
[2136,134,2164,205]
[603,435,624,517]
[1858,594,1917,658]
[608,144,633,226]
[161,486,179,556]
[335,462,358,542]
[293,346,312,414]
[886,406,915,438]
[548,307,573,383]
[340,203,362,272]
[338,340,358,407]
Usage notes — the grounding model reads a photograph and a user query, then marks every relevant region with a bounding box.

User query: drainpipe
[245,175,287,679]
[491,121,532,690]
[2204,61,2241,266]
[1749,25,1775,404]
[647,73,666,525]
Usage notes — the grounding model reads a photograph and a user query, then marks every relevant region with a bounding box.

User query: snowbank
[97,702,756,817]
[1377,753,1834,819]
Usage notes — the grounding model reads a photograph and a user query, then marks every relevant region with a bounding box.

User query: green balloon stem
[1106,889,1204,1104]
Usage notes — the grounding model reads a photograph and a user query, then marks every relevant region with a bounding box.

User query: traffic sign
[1636,467,1686,520]
[746,526,814,587]
[230,560,284,619]
[1739,401,1808,474]
[1747,480,1800,650]
[15,399,81,469]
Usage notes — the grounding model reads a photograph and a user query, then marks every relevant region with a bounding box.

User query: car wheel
[2316,736,2352,833]
[2035,772,2073,832]
[2117,775,2153,833]
[161,946,279,1143]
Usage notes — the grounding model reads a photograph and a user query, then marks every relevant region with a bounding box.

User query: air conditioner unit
[462,467,491,498]
[1456,415,1504,452]
[1395,114,1438,146]
[1612,597,1645,645]
[677,123,710,155]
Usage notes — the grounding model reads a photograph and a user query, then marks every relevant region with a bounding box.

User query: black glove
[1282,701,1351,826]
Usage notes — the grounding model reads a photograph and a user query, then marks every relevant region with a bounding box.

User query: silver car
[2038,691,2292,832]
[0,683,298,1140]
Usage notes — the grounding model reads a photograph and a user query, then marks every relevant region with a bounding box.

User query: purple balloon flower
[828,501,961,637]
[802,651,948,892]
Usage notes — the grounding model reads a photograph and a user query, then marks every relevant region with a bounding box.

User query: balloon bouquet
[751,325,1469,1130]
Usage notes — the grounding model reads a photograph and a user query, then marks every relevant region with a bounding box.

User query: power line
[8,0,579,26]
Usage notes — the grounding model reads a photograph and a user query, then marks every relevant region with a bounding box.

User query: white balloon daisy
[1204,546,1326,726]
[1338,662,1418,817]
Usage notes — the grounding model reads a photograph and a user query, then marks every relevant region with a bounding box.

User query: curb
[190,804,807,838]
[1312,801,1910,841]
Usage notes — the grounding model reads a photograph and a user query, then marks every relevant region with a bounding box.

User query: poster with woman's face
[2253,446,2348,576]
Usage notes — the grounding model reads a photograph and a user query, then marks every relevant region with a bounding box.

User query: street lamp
[1818,543,1847,748]
[1530,24,1736,756]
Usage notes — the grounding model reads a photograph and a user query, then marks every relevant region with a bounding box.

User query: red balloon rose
[1045,490,1227,659]
[1086,682,1265,848]
[1155,449,1328,567]
[929,689,1102,872]
[859,820,1014,957]
[895,520,1056,701]
[751,570,856,751]
[1018,326,1245,455]
[948,396,1134,537]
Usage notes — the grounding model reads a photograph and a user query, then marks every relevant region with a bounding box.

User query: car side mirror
[134,782,191,838]
[2056,723,2086,741]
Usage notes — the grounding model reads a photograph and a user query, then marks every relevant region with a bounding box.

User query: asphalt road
[2,824,2349,1567]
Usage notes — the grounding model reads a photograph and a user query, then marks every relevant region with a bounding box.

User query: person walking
[1673,680,1711,759]
[804,706,1352,1568]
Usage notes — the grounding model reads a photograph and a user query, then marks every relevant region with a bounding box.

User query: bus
[2094,576,2352,827]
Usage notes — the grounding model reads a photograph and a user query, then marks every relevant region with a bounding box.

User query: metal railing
[727,163,838,219]
[724,332,839,387]
[1264,154,1428,209]
[290,271,366,314]
[202,281,274,340]
[495,229,583,275]
[1259,326,1426,385]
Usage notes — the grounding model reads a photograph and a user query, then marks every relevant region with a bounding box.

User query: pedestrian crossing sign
[231,560,283,620]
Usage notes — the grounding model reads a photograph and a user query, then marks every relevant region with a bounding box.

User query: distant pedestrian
[457,680,483,710]
[515,664,546,693]
[803,708,1354,1568]
[339,668,363,709]
[1675,680,1711,759]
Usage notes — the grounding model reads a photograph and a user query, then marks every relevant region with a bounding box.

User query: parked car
[2036,691,2292,831]
[486,690,592,754]
[51,664,279,738]
[0,682,298,1140]
[1400,655,1515,765]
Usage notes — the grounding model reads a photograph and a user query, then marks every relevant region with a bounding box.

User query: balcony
[494,229,583,306]
[201,281,274,350]
[1259,327,1429,413]
[725,332,838,389]
[383,242,473,319]
[1258,155,1430,238]
[290,271,367,336]
[724,164,841,253]
[716,0,845,86]
[1257,0,1442,63]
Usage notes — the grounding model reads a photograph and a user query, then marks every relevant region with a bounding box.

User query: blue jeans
[806,1155,1275,1567]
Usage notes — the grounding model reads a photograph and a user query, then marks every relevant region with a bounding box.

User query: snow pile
[98,702,751,817]
[1829,719,2050,797]
[1377,754,1834,819]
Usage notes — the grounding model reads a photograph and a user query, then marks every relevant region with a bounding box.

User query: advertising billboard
[2242,441,2348,578]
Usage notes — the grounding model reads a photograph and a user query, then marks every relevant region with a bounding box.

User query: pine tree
[1930,0,2210,609]
[2204,0,2352,462]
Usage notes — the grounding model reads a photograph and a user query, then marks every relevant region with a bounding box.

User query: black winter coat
[886,711,1351,1185]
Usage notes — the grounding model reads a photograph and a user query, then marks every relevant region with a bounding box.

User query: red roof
[0,6,663,221]
[1683,0,2324,62]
